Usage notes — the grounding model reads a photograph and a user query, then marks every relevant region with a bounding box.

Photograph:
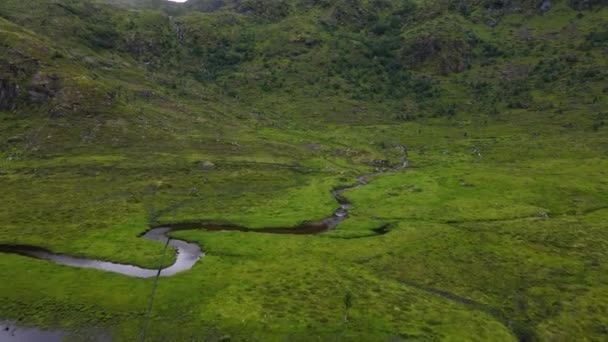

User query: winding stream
[0,157,408,279]
[0,321,65,342]
[0,157,407,341]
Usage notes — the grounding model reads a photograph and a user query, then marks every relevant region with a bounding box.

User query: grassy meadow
[0,0,607,340]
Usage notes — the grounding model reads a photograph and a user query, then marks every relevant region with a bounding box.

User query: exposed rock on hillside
[0,79,19,111]
[400,15,476,74]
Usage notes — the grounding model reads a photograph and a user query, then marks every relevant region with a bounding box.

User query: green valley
[0,0,607,340]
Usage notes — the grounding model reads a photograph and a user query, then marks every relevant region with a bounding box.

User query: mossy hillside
[207,2,607,123]
[1,0,605,122]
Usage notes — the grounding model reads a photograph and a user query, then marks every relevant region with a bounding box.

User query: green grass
[2,117,606,341]
[0,0,607,340]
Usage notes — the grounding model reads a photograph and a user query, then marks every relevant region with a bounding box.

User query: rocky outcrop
[400,16,476,75]
[0,72,61,111]
[0,79,19,111]
[198,161,216,170]
[539,0,552,11]
[568,0,607,10]
[402,34,473,74]
[27,73,60,104]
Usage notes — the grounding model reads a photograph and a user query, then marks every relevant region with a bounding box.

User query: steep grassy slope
[0,0,607,341]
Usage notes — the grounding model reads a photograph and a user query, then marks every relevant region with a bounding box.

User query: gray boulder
[199,161,216,170]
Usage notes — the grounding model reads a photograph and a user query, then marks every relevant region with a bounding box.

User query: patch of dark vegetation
[371,223,394,235]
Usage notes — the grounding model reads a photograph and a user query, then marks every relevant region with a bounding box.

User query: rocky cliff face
[0,72,61,112]
[0,79,19,111]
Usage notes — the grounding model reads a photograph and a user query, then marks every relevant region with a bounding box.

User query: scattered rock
[81,135,95,143]
[538,212,550,219]
[6,135,23,144]
[569,0,602,11]
[540,0,552,12]
[83,57,97,66]
[471,148,482,158]
[303,143,322,151]
[507,6,522,14]
[485,19,497,27]
[199,161,216,170]
[371,159,390,167]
